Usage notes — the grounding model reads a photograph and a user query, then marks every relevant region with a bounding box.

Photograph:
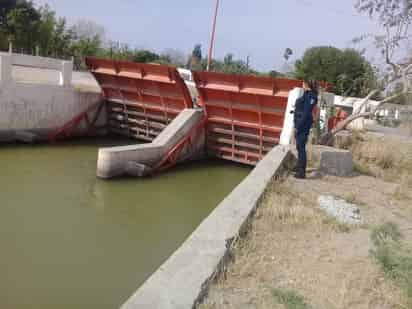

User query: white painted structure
[0,52,73,87]
[280,88,303,145]
[0,53,103,140]
[280,88,335,145]
[334,95,380,130]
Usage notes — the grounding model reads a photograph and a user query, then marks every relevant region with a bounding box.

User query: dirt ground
[198,134,412,309]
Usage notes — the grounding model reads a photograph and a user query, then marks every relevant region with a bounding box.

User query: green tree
[50,18,72,58]
[132,50,160,63]
[294,46,377,97]
[4,1,40,53]
[356,0,412,95]
[36,5,57,56]
[283,48,293,61]
[188,44,203,69]
[192,44,202,61]
[0,0,18,28]
[69,20,105,69]
[269,70,285,78]
[160,48,186,67]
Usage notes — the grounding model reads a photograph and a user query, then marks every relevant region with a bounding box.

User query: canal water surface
[0,138,250,309]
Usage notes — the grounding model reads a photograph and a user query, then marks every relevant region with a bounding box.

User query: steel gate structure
[85,57,193,141]
[86,58,332,167]
[193,71,302,165]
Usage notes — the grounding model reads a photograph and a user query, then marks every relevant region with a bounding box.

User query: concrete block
[317,146,353,177]
[97,144,163,179]
[60,61,73,87]
[0,54,12,84]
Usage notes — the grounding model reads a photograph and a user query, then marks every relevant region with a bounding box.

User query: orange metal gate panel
[193,71,302,165]
[85,57,193,141]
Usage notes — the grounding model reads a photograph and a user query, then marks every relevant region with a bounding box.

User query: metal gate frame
[193,71,303,165]
[85,57,193,142]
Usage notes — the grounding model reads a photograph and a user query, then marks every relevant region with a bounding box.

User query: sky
[32,0,381,72]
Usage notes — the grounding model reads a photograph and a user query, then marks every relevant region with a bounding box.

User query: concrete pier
[97,109,205,178]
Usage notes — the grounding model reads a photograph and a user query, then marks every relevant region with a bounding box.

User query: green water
[0,138,250,309]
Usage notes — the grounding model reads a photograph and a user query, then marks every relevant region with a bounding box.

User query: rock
[318,195,362,225]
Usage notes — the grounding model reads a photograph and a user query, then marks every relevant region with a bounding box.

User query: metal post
[207,0,220,71]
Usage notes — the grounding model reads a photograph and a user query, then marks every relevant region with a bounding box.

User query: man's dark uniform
[293,90,318,178]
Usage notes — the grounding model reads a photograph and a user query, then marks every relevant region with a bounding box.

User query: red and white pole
[207,0,220,71]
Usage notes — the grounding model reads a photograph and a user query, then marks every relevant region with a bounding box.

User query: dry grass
[353,135,412,214]
[339,133,412,207]
[370,223,412,307]
[199,133,412,309]
[261,182,353,234]
[399,118,412,136]
[199,178,408,309]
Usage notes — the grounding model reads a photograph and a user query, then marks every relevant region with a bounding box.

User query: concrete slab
[120,145,292,309]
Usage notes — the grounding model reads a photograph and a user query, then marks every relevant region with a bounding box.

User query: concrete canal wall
[0,53,104,141]
[121,145,293,309]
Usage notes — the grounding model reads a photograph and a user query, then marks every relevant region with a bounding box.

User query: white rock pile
[318,195,363,225]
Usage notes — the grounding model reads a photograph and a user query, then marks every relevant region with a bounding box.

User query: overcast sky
[32,0,381,71]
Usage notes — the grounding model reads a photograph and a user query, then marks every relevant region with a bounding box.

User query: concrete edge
[120,145,293,309]
[97,109,204,178]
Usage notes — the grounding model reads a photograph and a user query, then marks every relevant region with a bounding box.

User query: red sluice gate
[86,58,316,167]
[85,57,193,142]
[193,71,302,165]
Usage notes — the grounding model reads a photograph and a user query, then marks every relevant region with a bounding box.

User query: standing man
[293,80,318,179]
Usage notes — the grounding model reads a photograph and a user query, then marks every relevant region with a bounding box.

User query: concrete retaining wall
[0,53,105,141]
[5,52,69,71]
[1,52,73,87]
[97,109,205,178]
[120,145,293,309]
[0,82,104,140]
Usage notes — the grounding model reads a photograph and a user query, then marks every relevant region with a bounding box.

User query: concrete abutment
[97,109,205,178]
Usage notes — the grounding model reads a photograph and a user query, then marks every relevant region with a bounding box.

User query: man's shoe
[294,169,306,179]
[291,164,299,173]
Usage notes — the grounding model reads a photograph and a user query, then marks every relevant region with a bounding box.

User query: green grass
[272,288,311,309]
[353,161,375,176]
[371,222,402,244]
[370,223,412,305]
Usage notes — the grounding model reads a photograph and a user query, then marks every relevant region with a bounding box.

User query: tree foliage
[283,48,293,61]
[356,0,412,94]
[187,44,203,69]
[294,46,378,97]
[0,1,263,75]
